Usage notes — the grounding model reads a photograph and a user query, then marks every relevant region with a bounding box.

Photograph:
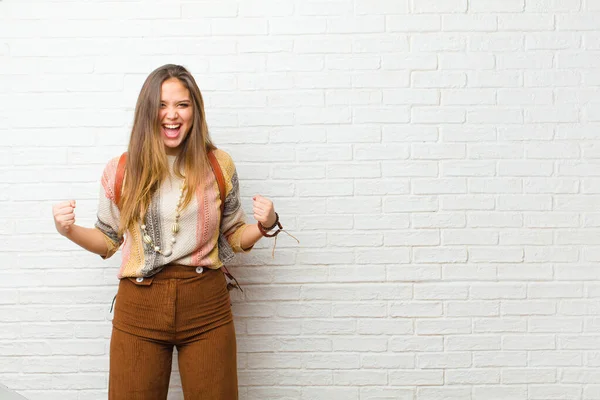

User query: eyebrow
[160,99,191,104]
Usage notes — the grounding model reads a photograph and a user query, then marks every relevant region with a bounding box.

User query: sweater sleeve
[217,150,253,253]
[94,156,124,259]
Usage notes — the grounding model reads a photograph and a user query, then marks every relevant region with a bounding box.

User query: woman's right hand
[53,200,76,236]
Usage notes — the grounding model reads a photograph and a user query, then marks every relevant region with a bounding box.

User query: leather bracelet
[259,212,279,232]
[258,214,283,238]
[258,222,282,237]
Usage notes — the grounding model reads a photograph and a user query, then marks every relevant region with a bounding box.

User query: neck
[165,145,182,156]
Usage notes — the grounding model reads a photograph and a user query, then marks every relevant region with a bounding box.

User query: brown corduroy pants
[109,265,238,400]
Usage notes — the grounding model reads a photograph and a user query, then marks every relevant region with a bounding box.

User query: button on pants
[109,265,238,400]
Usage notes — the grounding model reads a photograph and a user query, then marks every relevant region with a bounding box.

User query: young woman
[52,64,279,399]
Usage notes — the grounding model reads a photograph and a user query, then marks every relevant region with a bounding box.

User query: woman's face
[159,77,193,155]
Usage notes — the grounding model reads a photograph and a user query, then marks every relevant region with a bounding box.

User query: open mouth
[162,124,181,139]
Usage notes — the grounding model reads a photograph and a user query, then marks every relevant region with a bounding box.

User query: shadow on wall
[0,383,28,399]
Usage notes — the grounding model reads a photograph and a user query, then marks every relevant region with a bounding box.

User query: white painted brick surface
[0,0,599,399]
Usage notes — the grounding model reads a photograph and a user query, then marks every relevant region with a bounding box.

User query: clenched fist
[53,200,77,237]
[252,195,276,229]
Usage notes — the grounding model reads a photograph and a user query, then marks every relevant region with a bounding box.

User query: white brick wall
[1,0,600,399]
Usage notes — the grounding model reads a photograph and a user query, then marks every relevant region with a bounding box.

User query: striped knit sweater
[94,149,251,278]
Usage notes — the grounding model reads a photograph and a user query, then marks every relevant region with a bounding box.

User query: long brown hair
[118,64,215,236]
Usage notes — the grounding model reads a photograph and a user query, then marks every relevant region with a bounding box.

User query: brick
[413,0,467,12]
[471,0,525,12]
[442,15,498,31]
[387,15,441,32]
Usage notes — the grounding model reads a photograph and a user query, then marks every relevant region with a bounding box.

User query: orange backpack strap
[207,149,241,290]
[114,152,127,208]
[207,149,226,216]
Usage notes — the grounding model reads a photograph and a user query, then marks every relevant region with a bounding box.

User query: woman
[51,64,279,399]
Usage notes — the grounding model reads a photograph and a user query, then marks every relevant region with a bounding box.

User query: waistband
[128,265,220,286]
[159,264,219,278]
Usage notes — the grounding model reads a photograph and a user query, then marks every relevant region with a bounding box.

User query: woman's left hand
[252,195,277,228]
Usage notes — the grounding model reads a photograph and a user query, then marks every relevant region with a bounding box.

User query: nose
[166,107,179,120]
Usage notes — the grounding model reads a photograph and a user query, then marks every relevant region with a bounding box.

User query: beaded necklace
[140,180,186,257]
